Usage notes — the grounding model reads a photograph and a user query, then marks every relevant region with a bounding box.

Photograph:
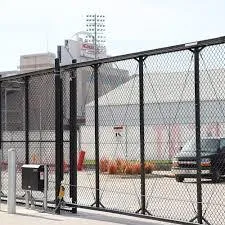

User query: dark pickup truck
[172,137,225,183]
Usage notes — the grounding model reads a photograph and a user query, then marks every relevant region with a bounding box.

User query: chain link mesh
[199,43,225,225]
[77,66,96,206]
[1,78,25,197]
[1,38,225,224]
[29,72,55,201]
[144,50,196,221]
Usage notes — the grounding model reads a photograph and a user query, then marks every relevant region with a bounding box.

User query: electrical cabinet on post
[22,164,44,191]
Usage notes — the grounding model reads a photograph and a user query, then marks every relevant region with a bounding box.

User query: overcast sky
[1,0,225,71]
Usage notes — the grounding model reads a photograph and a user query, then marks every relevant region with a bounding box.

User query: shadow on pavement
[63,210,173,225]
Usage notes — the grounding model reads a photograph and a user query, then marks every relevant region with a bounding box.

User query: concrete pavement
[0,203,176,225]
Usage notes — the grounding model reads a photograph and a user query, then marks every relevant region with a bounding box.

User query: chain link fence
[0,70,56,202]
[1,36,225,224]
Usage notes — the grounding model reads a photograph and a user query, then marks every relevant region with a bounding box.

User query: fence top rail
[1,35,225,82]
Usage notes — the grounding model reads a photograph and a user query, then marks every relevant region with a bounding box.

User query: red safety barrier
[77,150,85,171]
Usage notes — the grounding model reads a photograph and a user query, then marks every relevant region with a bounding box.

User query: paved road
[0,203,175,225]
[1,170,225,224]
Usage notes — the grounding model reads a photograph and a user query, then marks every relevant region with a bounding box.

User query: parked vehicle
[172,137,225,183]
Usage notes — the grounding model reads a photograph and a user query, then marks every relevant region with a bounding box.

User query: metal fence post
[0,81,2,209]
[59,72,63,182]
[25,76,29,164]
[134,56,150,215]
[139,56,146,215]
[94,63,100,207]
[70,59,77,213]
[55,58,63,214]
[194,47,203,224]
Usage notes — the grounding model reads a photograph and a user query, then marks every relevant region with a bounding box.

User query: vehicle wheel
[175,176,184,182]
[212,170,221,183]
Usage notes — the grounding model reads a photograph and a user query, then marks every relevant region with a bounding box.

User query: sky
[1,0,225,71]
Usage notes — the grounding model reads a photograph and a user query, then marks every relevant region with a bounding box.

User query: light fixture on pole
[86,14,106,59]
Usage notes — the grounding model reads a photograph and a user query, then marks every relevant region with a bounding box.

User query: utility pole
[94,14,97,59]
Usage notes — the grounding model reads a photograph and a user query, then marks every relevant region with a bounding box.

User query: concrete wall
[86,100,225,126]
[1,122,224,165]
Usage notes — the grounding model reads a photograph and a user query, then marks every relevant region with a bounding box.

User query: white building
[81,68,225,161]
[58,39,106,65]
[0,70,18,77]
[58,39,129,121]
[20,52,55,72]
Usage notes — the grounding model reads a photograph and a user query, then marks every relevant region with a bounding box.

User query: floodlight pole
[94,14,97,59]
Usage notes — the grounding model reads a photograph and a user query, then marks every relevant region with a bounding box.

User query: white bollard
[25,190,30,209]
[43,165,48,211]
[0,147,2,210]
[8,149,16,214]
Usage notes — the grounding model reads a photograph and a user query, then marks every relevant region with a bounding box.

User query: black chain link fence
[0,70,56,202]
[1,36,225,224]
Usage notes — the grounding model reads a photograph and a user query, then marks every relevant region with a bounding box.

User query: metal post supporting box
[22,164,44,191]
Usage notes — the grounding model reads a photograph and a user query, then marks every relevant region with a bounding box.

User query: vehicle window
[201,139,219,152]
[220,139,225,149]
[181,137,219,152]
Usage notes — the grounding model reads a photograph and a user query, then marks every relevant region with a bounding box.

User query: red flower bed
[99,158,154,175]
[100,158,109,172]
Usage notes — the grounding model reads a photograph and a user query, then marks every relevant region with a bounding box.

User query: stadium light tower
[86,14,106,59]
